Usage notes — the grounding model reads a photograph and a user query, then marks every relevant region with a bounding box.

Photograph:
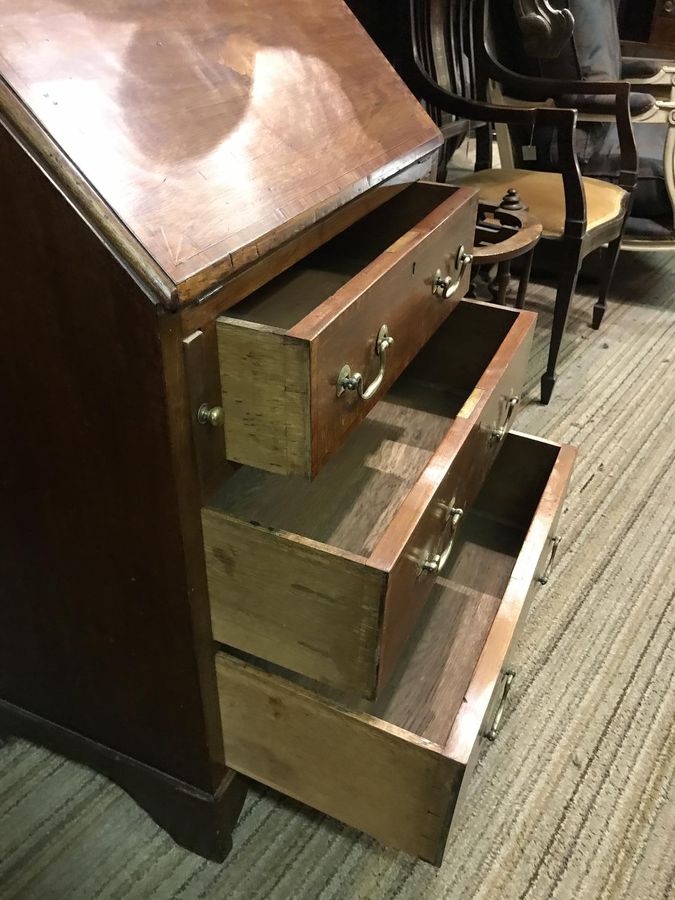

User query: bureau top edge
[0,0,443,310]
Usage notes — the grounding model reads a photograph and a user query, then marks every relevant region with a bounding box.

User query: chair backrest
[490,0,623,84]
[409,0,487,166]
[411,0,480,103]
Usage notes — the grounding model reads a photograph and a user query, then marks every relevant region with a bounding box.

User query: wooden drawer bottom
[215,432,576,863]
[205,301,534,699]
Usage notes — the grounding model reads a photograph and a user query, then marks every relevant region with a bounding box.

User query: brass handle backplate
[537,535,561,585]
[337,324,394,400]
[421,499,464,575]
[492,394,520,441]
[485,669,516,742]
[432,244,473,300]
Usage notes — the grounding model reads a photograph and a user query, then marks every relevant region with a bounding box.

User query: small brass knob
[197,403,224,428]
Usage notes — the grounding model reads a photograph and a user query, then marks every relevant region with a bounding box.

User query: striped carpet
[1,249,674,900]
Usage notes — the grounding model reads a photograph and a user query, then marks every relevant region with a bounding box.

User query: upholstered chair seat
[454,167,627,237]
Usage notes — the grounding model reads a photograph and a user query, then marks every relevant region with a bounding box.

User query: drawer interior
[363,432,562,738]
[207,302,521,560]
[224,182,462,332]
[243,431,563,729]
[216,432,573,862]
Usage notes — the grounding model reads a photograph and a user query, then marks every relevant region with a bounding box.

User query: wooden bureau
[0,0,575,866]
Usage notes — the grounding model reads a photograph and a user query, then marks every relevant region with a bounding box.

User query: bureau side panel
[0,123,219,790]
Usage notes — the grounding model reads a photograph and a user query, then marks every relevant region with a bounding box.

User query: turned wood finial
[513,0,574,60]
[499,188,526,212]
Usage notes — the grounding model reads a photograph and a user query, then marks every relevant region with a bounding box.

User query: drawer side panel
[204,513,385,695]
[216,321,310,475]
[216,653,463,863]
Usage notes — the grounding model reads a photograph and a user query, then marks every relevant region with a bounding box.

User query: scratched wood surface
[206,389,461,558]
[0,0,441,304]
[215,184,477,476]
[214,432,575,864]
[204,304,534,697]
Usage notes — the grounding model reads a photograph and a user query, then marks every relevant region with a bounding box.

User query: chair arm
[481,58,637,194]
[407,60,589,238]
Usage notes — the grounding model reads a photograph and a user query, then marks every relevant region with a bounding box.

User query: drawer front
[453,446,574,823]
[447,434,577,780]
[306,191,478,475]
[372,306,534,688]
[214,435,576,865]
[213,184,478,478]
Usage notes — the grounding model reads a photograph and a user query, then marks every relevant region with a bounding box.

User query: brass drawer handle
[492,394,520,441]
[337,324,394,400]
[485,669,516,742]
[421,500,464,575]
[537,535,561,585]
[432,244,473,300]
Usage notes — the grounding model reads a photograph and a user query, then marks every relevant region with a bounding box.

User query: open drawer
[203,301,535,698]
[215,432,576,864]
[213,182,477,477]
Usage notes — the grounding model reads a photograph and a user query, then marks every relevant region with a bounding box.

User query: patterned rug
[2,249,674,900]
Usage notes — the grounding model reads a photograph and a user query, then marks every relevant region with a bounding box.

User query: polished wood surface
[180,156,436,332]
[216,183,477,476]
[0,120,246,853]
[471,202,543,265]
[182,325,234,502]
[203,301,534,697]
[215,430,575,864]
[373,301,535,687]
[0,0,441,305]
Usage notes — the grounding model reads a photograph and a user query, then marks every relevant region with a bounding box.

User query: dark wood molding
[512,0,575,60]
[0,700,248,861]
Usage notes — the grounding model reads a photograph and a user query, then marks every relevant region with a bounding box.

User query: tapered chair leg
[593,235,622,330]
[515,249,534,309]
[541,251,581,405]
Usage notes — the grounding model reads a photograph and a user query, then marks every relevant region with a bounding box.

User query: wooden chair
[489,0,675,250]
[470,191,543,308]
[384,0,637,403]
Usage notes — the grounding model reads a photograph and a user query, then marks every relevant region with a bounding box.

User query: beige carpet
[2,249,674,900]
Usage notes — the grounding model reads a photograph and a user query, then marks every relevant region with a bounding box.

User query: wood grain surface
[214,430,575,864]
[0,0,441,304]
[372,301,535,687]
[216,321,311,476]
[0,123,224,792]
[216,183,477,476]
[204,302,534,697]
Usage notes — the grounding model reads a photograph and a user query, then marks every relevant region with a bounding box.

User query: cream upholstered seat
[455,167,627,237]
